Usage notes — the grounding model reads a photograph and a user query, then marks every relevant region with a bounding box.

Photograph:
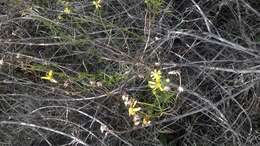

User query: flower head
[148,80,163,91]
[93,0,102,9]
[128,100,141,116]
[100,124,108,133]
[148,69,166,93]
[41,70,58,83]
[151,69,162,82]
[63,7,71,14]
[142,115,151,126]
[178,86,184,92]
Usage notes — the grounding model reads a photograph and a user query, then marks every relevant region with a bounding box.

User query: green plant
[121,69,178,126]
[148,69,175,108]
[145,0,162,10]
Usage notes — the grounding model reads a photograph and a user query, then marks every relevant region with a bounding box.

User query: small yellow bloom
[41,70,58,83]
[142,115,151,126]
[148,69,165,93]
[148,80,163,91]
[92,0,102,9]
[63,7,71,14]
[128,100,141,116]
[151,69,162,82]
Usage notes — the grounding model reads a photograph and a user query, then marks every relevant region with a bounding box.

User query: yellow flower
[41,70,58,83]
[63,7,71,14]
[151,69,162,82]
[128,100,141,116]
[148,80,163,91]
[142,115,151,126]
[92,0,102,9]
[148,69,164,92]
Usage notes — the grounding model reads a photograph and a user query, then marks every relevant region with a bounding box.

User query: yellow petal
[133,107,141,112]
[151,69,162,81]
[148,81,156,88]
[64,7,71,14]
[129,107,134,116]
[41,76,51,80]
[93,0,101,9]
[142,115,151,126]
[41,70,57,83]
[133,100,137,107]
[47,70,53,77]
[128,107,141,116]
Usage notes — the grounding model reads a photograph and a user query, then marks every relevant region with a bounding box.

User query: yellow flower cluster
[57,1,72,20]
[41,70,58,83]
[148,69,164,92]
[92,0,102,9]
[121,94,151,126]
[128,100,141,116]
[63,7,71,14]
[142,115,151,126]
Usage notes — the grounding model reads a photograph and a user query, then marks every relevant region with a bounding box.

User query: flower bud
[163,86,171,91]
[96,81,102,87]
[178,86,184,92]
[133,114,141,126]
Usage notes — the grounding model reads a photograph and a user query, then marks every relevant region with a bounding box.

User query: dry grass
[0,0,260,145]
